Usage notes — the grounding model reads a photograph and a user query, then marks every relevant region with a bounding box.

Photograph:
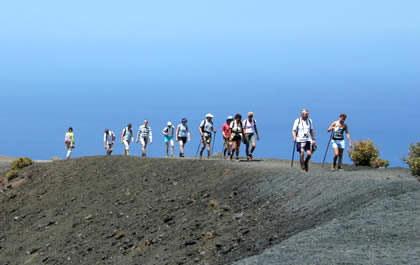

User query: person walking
[64,127,75,159]
[327,113,352,171]
[136,120,153,157]
[229,113,245,160]
[222,116,233,159]
[198,113,217,159]
[162,121,175,158]
[121,123,134,155]
[292,109,316,172]
[104,128,116,155]
[243,112,260,160]
[176,118,191,157]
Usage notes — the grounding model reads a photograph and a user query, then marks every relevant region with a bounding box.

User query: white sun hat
[206,113,214,118]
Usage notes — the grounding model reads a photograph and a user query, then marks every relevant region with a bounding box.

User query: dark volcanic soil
[1,156,419,265]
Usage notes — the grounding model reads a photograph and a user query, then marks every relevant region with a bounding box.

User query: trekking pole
[211,132,216,157]
[322,131,334,167]
[291,141,296,168]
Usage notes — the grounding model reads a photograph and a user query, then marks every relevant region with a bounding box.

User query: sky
[1,0,419,167]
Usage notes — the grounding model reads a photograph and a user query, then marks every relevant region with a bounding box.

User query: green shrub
[370,157,390,168]
[6,169,19,181]
[11,157,32,170]
[348,139,379,166]
[405,142,420,177]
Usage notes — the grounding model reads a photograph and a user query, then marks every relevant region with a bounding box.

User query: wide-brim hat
[206,113,214,118]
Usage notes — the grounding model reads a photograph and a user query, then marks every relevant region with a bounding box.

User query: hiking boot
[235,156,239,161]
[330,165,336,172]
[249,153,254,160]
[338,167,344,172]
[301,168,306,173]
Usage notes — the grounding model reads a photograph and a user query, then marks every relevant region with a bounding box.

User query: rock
[114,231,125,239]
[85,214,93,220]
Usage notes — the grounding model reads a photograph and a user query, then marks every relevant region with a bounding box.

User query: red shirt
[222,122,231,139]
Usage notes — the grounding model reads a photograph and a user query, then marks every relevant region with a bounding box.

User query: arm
[176,126,180,141]
[327,122,336,132]
[254,122,260,140]
[345,124,352,148]
[120,129,125,143]
[162,128,168,135]
[199,121,204,136]
[311,129,316,145]
[131,129,134,143]
[136,127,140,143]
[149,127,152,144]
[292,120,297,142]
[104,134,107,148]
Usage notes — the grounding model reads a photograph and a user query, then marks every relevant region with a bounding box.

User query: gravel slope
[0,156,418,265]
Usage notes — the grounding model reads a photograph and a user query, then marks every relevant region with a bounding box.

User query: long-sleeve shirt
[137,125,152,141]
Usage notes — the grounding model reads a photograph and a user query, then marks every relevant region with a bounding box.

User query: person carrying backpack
[162,121,175,158]
[64,127,75,159]
[136,120,153,157]
[199,113,217,159]
[327,113,352,171]
[243,112,260,160]
[121,123,134,155]
[222,116,233,159]
[176,118,191,157]
[104,128,116,155]
[292,109,317,172]
[229,113,245,160]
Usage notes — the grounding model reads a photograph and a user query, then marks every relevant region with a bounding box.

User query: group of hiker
[64,109,352,172]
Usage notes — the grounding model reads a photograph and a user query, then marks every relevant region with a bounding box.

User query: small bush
[405,142,420,177]
[348,139,379,166]
[11,157,32,170]
[51,157,62,161]
[370,157,390,168]
[6,169,19,181]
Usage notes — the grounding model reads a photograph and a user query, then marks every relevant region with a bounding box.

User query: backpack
[200,119,213,133]
[296,118,312,134]
[232,120,243,134]
[65,133,71,143]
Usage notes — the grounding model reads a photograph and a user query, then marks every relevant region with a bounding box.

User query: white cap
[167,121,172,126]
[206,113,214,118]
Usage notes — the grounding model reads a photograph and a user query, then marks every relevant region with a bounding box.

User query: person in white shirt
[199,113,217,159]
[162,121,175,158]
[292,109,317,172]
[104,128,115,155]
[243,112,260,160]
[136,120,153,157]
[121,123,134,155]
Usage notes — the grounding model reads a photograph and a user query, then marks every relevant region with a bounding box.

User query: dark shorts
[297,141,312,152]
[232,134,242,141]
[202,134,212,144]
[179,137,187,144]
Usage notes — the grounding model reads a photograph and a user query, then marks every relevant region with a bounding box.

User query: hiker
[229,113,245,160]
[327,113,352,171]
[243,112,260,160]
[222,116,233,159]
[121,123,134,155]
[199,113,217,159]
[136,120,153,157]
[162,121,175,158]
[104,128,116,155]
[292,109,317,172]
[176,118,191,157]
[64,127,75,159]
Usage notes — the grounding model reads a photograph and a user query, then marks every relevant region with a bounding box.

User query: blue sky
[1,1,419,166]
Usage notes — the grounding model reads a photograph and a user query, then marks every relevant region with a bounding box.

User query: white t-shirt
[163,126,175,137]
[104,131,115,145]
[243,119,257,134]
[292,118,313,142]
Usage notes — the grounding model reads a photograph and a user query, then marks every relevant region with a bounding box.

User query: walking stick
[322,132,334,167]
[211,132,217,157]
[291,141,296,168]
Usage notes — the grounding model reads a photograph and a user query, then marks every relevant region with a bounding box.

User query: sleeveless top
[178,124,188,137]
[123,127,133,141]
[332,124,345,140]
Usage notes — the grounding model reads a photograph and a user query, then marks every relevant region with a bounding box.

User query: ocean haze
[1,1,419,166]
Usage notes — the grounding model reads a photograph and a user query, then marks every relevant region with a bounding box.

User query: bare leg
[338,148,344,168]
[333,147,339,168]
[166,143,169,157]
[304,150,312,171]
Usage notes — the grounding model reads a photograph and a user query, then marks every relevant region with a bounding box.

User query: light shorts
[332,139,345,149]
[164,136,174,144]
[245,133,255,144]
[123,140,130,150]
